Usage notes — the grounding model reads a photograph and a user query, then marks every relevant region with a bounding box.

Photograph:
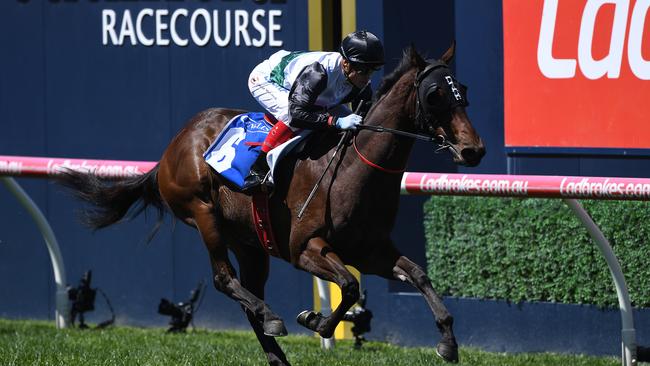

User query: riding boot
[242,152,270,192]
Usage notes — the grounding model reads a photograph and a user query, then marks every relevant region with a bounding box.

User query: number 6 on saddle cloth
[203,112,275,190]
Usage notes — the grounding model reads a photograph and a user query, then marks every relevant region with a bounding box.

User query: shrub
[423,196,650,308]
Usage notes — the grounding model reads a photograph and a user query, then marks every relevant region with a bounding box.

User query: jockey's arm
[288,62,337,130]
[327,104,352,118]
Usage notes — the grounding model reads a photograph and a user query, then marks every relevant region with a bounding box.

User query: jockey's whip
[297,102,363,219]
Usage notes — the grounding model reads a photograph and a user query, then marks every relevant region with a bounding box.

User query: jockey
[244,30,384,191]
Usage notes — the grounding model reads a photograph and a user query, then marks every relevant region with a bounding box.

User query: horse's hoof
[436,341,459,363]
[263,319,288,337]
[296,310,322,332]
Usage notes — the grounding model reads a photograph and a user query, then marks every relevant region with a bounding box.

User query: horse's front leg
[356,242,459,363]
[393,256,458,362]
[294,237,360,338]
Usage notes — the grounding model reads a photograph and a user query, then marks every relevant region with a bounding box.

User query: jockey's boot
[242,152,270,193]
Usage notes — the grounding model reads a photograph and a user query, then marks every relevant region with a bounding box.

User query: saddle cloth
[203,112,273,189]
[204,112,312,189]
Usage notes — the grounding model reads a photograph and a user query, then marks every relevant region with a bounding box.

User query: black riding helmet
[340,30,384,67]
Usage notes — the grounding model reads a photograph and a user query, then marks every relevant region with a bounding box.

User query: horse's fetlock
[212,274,230,293]
[437,314,454,332]
[342,280,360,302]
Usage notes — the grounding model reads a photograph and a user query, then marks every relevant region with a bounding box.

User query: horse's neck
[353,71,417,173]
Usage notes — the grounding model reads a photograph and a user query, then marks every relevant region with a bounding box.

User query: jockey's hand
[335,114,363,130]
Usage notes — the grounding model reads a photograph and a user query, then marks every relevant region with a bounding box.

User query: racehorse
[58,44,484,365]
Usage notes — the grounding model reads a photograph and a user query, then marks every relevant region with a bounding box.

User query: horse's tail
[57,164,166,241]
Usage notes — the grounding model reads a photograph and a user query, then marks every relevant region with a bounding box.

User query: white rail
[0,177,69,328]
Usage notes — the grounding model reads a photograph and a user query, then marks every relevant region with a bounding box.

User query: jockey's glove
[335,113,363,130]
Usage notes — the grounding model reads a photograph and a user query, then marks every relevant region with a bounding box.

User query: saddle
[203,112,275,191]
[204,112,340,257]
[251,130,342,257]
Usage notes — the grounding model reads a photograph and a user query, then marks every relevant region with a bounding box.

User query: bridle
[353,61,468,173]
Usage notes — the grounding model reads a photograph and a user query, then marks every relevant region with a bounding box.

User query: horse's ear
[408,44,427,70]
[440,40,456,65]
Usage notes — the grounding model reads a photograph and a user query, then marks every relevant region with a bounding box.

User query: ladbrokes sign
[503,0,650,149]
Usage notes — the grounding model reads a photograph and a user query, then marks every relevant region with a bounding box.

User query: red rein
[352,136,406,174]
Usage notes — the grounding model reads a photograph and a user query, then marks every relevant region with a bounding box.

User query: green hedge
[423,197,650,308]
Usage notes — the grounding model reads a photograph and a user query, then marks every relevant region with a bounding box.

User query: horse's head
[411,43,485,167]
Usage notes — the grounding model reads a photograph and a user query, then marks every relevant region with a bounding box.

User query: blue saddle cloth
[203,112,272,189]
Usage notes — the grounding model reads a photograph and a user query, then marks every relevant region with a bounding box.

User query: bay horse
[58,44,484,365]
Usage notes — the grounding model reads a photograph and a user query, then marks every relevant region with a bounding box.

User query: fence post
[564,199,636,366]
[1,177,69,328]
[315,277,335,349]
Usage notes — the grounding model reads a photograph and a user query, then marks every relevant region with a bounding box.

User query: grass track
[0,319,619,365]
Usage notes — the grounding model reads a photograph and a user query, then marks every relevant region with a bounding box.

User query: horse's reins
[352,125,461,173]
[297,102,363,219]
[297,121,458,219]
[297,63,467,218]
[356,124,460,156]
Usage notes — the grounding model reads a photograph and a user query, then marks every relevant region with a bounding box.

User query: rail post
[1,177,69,328]
[316,277,335,349]
[564,199,636,366]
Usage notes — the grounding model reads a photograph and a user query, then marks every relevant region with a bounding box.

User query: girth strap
[251,192,280,257]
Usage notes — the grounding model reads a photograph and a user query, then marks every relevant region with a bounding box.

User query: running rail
[0,156,643,364]
[401,172,645,366]
[0,155,156,329]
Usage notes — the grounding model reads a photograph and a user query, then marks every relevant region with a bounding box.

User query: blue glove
[335,114,362,130]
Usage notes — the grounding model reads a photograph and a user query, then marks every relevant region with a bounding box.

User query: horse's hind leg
[355,242,459,363]
[232,245,291,366]
[294,237,359,338]
[193,205,287,337]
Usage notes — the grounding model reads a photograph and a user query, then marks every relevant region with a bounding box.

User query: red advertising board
[503,0,650,149]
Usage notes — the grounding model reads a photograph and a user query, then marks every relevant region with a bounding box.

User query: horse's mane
[373,46,422,103]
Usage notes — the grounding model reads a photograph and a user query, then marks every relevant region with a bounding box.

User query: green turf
[0,318,619,365]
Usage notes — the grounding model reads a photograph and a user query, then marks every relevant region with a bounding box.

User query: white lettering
[538,0,650,80]
[191,9,212,46]
[628,0,650,79]
[269,9,283,47]
[155,9,170,46]
[102,9,118,46]
[102,8,283,48]
[0,161,22,174]
[538,0,576,78]
[251,9,267,47]
[136,8,154,46]
[170,9,188,47]
[578,0,628,79]
[235,10,251,46]
[213,10,232,46]
[118,10,137,46]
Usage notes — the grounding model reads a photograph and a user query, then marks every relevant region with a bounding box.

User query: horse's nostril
[461,147,485,164]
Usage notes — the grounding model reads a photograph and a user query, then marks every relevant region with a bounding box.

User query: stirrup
[242,171,273,194]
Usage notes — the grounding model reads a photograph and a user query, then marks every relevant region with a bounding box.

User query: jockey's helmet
[340,30,384,67]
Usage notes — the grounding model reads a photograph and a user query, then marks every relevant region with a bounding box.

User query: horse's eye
[425,85,440,105]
